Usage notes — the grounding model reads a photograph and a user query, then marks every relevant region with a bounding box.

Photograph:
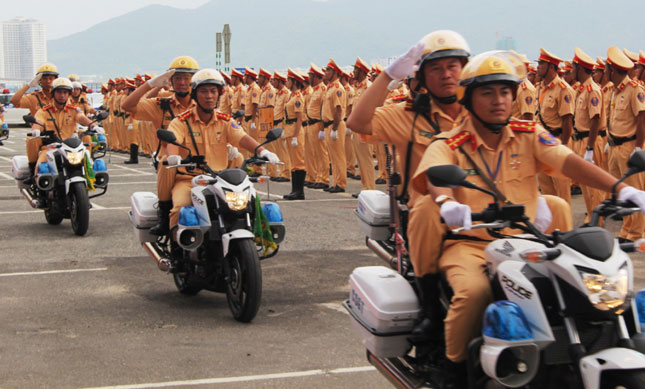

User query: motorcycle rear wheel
[601,369,645,389]
[173,272,201,296]
[70,182,90,236]
[226,238,262,323]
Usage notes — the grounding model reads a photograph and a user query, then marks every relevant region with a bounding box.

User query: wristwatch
[435,194,455,206]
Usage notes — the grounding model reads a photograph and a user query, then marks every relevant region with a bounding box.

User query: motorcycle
[11,114,110,236]
[0,122,9,144]
[78,112,109,160]
[128,128,286,323]
[346,151,645,388]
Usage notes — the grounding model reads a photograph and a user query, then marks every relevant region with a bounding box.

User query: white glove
[281,129,286,139]
[291,137,298,147]
[385,41,425,81]
[618,186,645,214]
[227,144,239,161]
[166,154,182,166]
[318,130,325,140]
[346,128,352,135]
[147,70,175,89]
[584,149,594,163]
[94,126,105,134]
[250,122,256,130]
[387,79,403,91]
[604,143,609,153]
[440,201,472,230]
[534,196,553,233]
[259,149,280,164]
[631,147,642,157]
[330,130,338,140]
[28,74,42,88]
[30,129,40,137]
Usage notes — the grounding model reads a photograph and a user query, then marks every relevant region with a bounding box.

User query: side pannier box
[129,192,159,243]
[345,266,420,358]
[12,155,30,180]
[355,190,390,240]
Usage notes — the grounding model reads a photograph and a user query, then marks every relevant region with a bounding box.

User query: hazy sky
[3,0,210,39]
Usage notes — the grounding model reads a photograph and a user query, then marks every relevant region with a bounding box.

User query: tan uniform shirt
[353,79,371,103]
[219,85,233,115]
[322,81,346,123]
[284,90,304,137]
[538,75,575,129]
[344,84,355,117]
[574,77,602,132]
[369,100,468,205]
[231,84,245,112]
[18,90,53,115]
[244,82,261,114]
[306,84,326,121]
[512,79,537,118]
[609,76,645,138]
[600,81,614,131]
[412,117,573,238]
[259,84,276,108]
[274,86,289,120]
[169,108,247,172]
[133,94,195,130]
[34,103,83,139]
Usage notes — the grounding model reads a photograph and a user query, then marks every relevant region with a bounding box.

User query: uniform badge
[510,154,521,169]
[564,95,571,103]
[337,90,343,97]
[591,97,599,106]
[253,93,257,98]
[269,94,273,99]
[232,122,241,129]
[295,101,301,108]
[638,92,645,103]
[525,96,533,105]
[538,132,558,146]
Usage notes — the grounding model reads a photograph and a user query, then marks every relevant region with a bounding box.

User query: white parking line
[110,164,154,175]
[80,366,376,389]
[0,207,130,215]
[0,267,108,277]
[0,155,13,162]
[0,146,15,152]
[0,172,13,179]
[91,202,106,209]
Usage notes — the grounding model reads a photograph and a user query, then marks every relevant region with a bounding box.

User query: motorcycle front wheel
[226,238,262,323]
[70,181,90,236]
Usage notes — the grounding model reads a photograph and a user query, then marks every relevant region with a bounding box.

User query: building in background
[495,33,517,51]
[1,18,47,80]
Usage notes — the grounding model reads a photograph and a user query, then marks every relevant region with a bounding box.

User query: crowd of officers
[8,31,645,388]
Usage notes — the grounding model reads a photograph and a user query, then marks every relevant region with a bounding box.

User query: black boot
[124,144,139,164]
[411,274,444,344]
[441,359,467,389]
[150,200,172,236]
[283,170,305,200]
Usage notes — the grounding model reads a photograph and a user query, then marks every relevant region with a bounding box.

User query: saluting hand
[147,70,175,89]
[385,40,425,81]
[28,74,42,88]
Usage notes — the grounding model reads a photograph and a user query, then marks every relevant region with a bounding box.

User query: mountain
[47,0,645,79]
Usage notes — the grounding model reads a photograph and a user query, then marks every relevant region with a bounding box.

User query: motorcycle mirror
[98,105,107,111]
[157,129,177,143]
[232,109,245,119]
[95,111,109,121]
[23,114,36,125]
[627,149,645,172]
[266,127,283,142]
[425,165,467,188]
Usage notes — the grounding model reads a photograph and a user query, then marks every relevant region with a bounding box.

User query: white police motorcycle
[129,128,285,323]
[346,151,645,388]
[11,114,109,236]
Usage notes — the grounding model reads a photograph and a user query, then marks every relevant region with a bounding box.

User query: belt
[285,118,297,124]
[302,121,308,127]
[307,118,321,125]
[244,115,252,122]
[323,120,334,128]
[343,118,347,122]
[608,134,637,147]
[573,129,608,141]
[273,119,283,126]
[549,128,562,137]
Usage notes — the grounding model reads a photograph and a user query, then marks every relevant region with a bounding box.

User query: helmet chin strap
[429,90,457,105]
[197,102,214,114]
[466,102,508,134]
[175,91,189,98]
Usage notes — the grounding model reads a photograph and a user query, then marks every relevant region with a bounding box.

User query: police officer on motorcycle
[410,51,645,388]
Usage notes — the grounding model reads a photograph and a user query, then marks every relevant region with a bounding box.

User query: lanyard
[477,148,503,183]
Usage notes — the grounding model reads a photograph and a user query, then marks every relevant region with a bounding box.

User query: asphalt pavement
[0,127,643,389]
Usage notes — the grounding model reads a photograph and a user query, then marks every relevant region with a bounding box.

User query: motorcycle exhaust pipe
[20,188,39,208]
[366,238,398,268]
[141,242,171,272]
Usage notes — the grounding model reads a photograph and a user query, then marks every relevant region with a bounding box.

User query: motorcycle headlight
[581,266,629,313]
[66,151,84,165]
[225,191,249,211]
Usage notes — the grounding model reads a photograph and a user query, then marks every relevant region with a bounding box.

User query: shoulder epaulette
[177,110,193,122]
[445,131,471,150]
[65,104,78,110]
[587,85,593,92]
[216,112,231,121]
[559,81,567,89]
[521,82,527,90]
[391,94,407,102]
[43,104,53,111]
[404,101,415,111]
[509,121,536,133]
[629,80,639,87]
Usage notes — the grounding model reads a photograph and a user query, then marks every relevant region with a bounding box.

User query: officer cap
[607,46,634,71]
